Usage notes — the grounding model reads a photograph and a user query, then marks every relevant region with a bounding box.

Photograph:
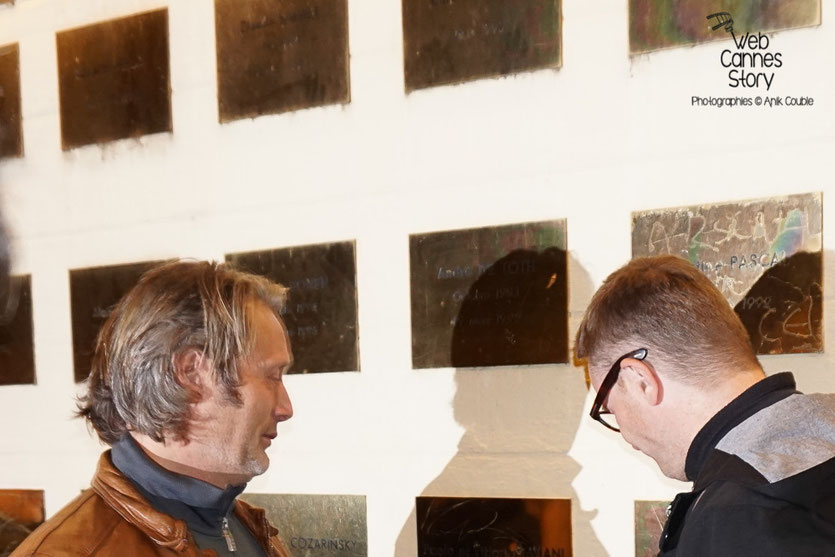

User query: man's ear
[621,358,663,406]
[172,348,210,403]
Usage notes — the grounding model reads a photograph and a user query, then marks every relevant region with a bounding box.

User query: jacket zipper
[222,517,237,552]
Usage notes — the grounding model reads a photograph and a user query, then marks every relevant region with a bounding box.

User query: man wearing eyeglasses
[574,255,835,556]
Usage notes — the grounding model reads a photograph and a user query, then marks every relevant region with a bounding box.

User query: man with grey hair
[13,261,294,556]
[575,255,835,556]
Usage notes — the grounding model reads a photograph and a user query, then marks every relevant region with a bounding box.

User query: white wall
[0,1,833,555]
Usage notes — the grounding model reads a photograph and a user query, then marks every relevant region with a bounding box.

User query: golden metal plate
[56,10,172,150]
[227,241,359,374]
[0,43,22,159]
[629,0,820,54]
[416,497,572,557]
[0,275,34,385]
[635,500,669,557]
[632,192,823,354]
[410,220,567,369]
[215,0,350,122]
[69,260,163,382]
[0,489,44,555]
[240,494,367,556]
[402,0,561,91]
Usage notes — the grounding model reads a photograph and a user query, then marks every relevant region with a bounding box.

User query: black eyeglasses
[589,348,648,432]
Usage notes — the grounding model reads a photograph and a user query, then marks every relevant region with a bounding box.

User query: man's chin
[620,433,641,453]
[648,455,686,481]
[247,454,270,477]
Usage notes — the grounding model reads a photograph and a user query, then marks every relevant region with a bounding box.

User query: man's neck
[130,432,250,489]
[658,368,765,480]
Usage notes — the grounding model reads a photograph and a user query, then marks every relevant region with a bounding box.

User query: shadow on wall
[734,250,822,355]
[394,249,606,556]
[752,249,835,394]
[450,248,568,367]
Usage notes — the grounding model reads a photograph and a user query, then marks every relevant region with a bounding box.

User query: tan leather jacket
[11,452,290,556]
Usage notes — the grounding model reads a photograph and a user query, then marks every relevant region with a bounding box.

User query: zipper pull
[222,517,237,552]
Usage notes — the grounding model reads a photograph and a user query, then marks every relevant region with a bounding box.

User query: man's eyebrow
[260,359,293,373]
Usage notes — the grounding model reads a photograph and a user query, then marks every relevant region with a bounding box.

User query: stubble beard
[210,438,270,480]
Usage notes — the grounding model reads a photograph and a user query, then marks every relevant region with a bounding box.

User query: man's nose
[275,382,293,422]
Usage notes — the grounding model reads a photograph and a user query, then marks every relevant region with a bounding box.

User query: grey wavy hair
[78,260,287,445]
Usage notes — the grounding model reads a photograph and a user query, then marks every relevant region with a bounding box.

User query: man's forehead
[247,299,285,332]
[247,301,292,361]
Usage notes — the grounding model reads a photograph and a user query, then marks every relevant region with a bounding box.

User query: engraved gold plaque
[215,0,350,122]
[416,497,572,557]
[240,494,367,557]
[410,220,567,369]
[0,489,44,555]
[70,260,163,382]
[0,275,34,385]
[56,10,172,150]
[629,0,820,54]
[0,43,23,159]
[632,192,823,354]
[227,241,359,374]
[635,500,670,557]
[402,0,561,91]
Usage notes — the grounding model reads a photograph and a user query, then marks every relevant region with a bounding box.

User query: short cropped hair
[78,260,287,444]
[575,255,760,383]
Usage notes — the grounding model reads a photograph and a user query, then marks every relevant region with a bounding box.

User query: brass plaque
[410,220,567,369]
[56,10,172,150]
[227,241,359,374]
[629,0,820,54]
[240,493,367,557]
[0,275,34,386]
[215,0,350,122]
[416,497,571,557]
[402,0,561,91]
[634,500,669,557]
[632,192,823,354]
[70,260,163,382]
[0,489,44,556]
[0,43,22,159]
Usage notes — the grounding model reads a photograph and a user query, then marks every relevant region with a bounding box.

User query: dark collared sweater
[112,435,267,556]
[659,372,835,556]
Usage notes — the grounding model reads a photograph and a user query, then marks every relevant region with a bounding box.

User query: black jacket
[659,373,835,556]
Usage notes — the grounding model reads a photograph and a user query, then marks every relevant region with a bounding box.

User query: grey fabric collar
[685,372,798,481]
